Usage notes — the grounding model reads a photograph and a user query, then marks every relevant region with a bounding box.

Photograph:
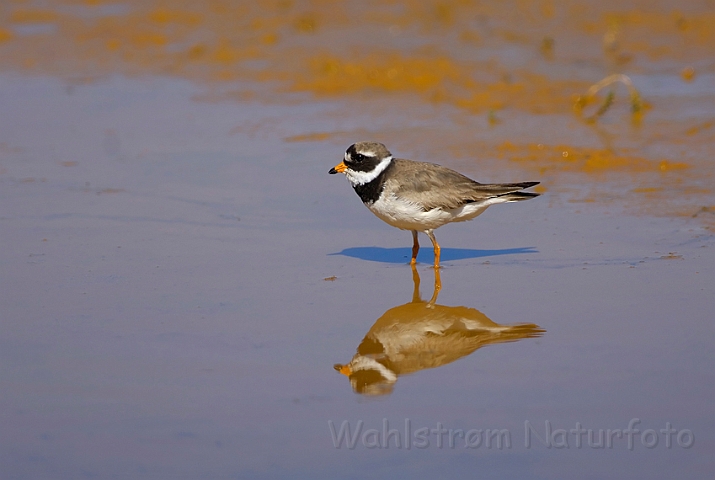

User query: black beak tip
[328,167,337,174]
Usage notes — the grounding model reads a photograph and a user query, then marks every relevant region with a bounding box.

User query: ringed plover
[329,141,540,267]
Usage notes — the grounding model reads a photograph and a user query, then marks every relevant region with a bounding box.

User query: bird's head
[329,142,393,186]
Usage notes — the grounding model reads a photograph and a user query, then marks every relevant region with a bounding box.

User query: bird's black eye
[353,153,365,162]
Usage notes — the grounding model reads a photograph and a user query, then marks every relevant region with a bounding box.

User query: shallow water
[1,1,714,479]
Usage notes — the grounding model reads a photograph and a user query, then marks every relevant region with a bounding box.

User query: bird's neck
[351,158,394,205]
[346,156,393,187]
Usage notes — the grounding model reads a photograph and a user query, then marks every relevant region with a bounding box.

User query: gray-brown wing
[388,159,538,211]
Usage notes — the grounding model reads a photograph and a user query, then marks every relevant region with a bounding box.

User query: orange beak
[328,162,347,174]
[333,364,352,376]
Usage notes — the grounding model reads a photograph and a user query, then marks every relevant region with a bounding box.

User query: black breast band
[353,161,394,205]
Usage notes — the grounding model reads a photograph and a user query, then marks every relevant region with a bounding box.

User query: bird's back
[385,158,539,211]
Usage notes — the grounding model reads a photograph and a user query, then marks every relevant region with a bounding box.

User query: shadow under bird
[329,142,540,267]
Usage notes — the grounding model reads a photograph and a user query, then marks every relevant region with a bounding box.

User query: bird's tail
[512,181,540,189]
[499,191,540,201]
[492,181,540,201]
[496,322,545,340]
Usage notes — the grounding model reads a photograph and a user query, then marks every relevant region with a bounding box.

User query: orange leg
[428,265,442,305]
[426,230,441,269]
[410,230,419,265]
[410,262,421,303]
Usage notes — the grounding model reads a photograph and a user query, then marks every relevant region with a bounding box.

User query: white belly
[367,194,488,231]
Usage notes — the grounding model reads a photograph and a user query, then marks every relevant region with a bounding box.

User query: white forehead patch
[345,149,377,162]
[345,155,393,186]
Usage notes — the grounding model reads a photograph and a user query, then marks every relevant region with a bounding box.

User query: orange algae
[685,121,714,136]
[680,66,695,81]
[148,8,203,25]
[292,54,465,96]
[489,141,715,222]
[632,187,662,193]
[583,10,715,62]
[10,10,59,24]
[0,0,712,225]
[291,53,587,116]
[0,28,12,43]
[498,142,690,175]
[284,132,335,143]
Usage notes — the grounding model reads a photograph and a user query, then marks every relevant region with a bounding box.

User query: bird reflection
[334,266,544,396]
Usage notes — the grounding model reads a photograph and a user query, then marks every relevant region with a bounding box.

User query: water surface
[1,1,714,479]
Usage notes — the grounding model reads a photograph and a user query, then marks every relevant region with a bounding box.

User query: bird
[329,141,540,267]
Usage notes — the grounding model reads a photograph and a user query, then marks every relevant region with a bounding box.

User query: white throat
[349,356,397,383]
[345,156,393,186]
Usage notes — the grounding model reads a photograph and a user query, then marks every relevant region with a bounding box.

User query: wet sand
[1,1,714,479]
